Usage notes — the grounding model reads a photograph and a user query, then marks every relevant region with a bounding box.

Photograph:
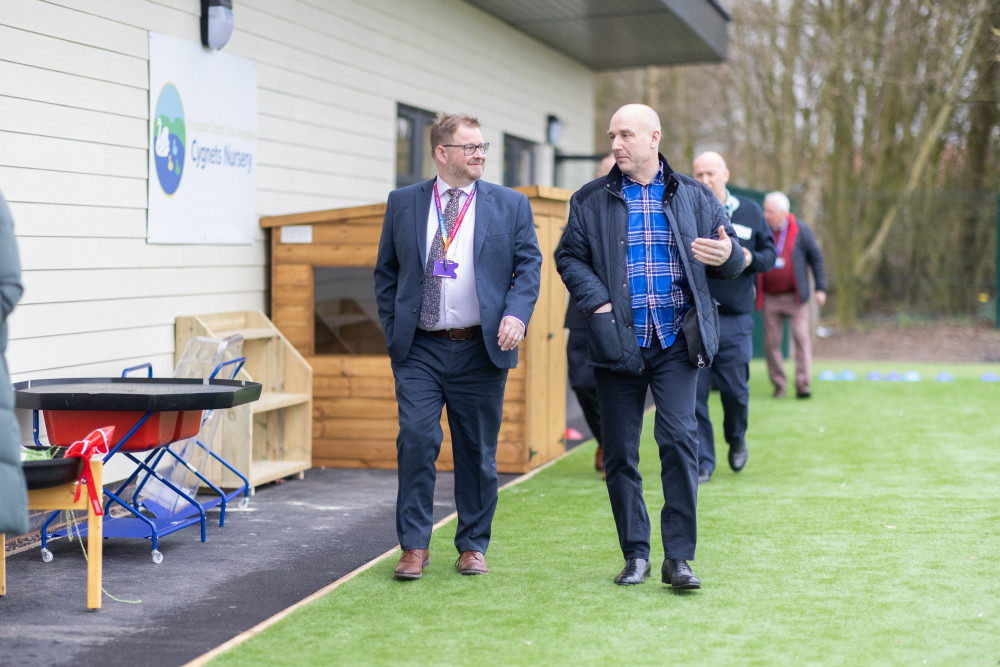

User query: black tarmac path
[0,389,596,667]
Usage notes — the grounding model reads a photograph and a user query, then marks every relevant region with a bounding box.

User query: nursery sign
[147,32,258,244]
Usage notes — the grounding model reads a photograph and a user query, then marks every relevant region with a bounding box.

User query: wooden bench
[1,458,103,610]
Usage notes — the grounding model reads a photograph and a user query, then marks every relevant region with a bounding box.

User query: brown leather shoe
[455,550,488,575]
[594,445,604,472]
[394,548,429,580]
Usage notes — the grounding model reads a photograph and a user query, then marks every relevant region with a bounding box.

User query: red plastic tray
[42,409,203,451]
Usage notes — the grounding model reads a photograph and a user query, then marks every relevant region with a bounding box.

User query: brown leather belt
[424,326,482,340]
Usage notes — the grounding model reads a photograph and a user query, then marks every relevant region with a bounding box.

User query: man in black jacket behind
[691,151,776,484]
[555,105,745,590]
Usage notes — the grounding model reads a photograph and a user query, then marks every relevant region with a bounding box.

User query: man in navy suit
[374,112,542,580]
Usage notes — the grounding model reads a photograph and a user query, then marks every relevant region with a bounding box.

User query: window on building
[396,104,437,188]
[503,134,536,187]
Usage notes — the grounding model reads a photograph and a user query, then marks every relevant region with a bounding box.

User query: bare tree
[594,0,1000,325]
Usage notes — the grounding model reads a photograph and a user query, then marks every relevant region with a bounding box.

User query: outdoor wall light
[201,0,234,50]
[546,114,564,146]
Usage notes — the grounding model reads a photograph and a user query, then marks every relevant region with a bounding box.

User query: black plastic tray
[23,456,83,490]
[12,377,262,412]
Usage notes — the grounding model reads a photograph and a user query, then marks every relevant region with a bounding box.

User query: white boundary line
[183,448,578,666]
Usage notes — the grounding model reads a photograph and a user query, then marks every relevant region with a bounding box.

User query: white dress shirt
[423,176,481,329]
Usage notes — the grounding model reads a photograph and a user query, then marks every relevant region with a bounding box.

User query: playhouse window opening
[314,267,385,355]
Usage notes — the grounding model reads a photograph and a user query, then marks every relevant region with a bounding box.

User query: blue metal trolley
[13,376,261,563]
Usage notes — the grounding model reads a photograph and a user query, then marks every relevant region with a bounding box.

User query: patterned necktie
[419,188,464,328]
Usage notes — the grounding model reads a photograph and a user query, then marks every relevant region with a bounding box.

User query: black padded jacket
[554,156,745,375]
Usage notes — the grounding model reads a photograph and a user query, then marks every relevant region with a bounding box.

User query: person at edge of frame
[0,188,28,539]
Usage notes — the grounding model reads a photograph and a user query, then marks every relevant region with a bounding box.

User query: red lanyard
[433,182,476,252]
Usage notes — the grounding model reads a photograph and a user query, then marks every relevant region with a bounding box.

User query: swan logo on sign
[152,83,186,196]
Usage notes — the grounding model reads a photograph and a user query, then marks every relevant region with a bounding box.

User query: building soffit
[463,0,730,70]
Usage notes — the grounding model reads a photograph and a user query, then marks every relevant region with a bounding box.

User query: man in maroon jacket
[759,191,827,399]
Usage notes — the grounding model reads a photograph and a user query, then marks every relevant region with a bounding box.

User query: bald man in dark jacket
[692,152,776,483]
[556,104,744,590]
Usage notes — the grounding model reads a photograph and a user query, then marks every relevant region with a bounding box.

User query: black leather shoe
[796,388,811,399]
[728,439,748,472]
[662,559,701,589]
[614,558,650,585]
[697,469,711,484]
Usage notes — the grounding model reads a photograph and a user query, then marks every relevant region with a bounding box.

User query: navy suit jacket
[374,178,542,369]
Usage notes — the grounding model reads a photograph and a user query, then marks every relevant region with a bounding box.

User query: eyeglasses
[442,143,490,156]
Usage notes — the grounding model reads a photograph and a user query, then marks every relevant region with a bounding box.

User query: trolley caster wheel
[239,497,250,509]
[41,548,53,563]
[152,549,163,564]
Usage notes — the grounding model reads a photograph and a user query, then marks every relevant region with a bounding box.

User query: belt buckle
[448,329,459,340]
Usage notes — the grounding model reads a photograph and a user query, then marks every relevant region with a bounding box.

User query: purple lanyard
[774,220,789,255]
[433,182,476,252]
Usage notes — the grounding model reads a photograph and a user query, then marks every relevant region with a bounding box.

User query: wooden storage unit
[260,186,571,474]
[174,310,313,489]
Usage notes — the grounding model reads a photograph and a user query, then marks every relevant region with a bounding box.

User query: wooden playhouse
[259,186,572,474]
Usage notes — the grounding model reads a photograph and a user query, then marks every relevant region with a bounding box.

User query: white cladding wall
[1,0,595,389]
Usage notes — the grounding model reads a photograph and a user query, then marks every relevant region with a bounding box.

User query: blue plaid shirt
[622,165,689,348]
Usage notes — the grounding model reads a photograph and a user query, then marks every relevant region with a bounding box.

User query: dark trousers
[567,326,602,446]
[594,330,700,561]
[391,331,507,554]
[696,312,754,474]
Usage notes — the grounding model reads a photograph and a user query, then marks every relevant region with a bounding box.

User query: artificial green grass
[209,360,999,666]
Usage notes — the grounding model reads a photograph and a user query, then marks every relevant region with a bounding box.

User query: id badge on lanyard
[432,183,476,278]
[774,221,788,269]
